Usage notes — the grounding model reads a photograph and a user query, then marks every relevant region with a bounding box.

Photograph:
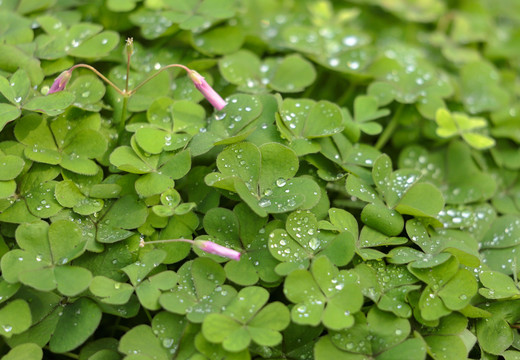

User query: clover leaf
[130,0,237,35]
[110,144,191,198]
[368,52,453,119]
[353,261,419,318]
[129,97,206,154]
[308,133,381,182]
[269,210,355,275]
[35,16,119,59]
[435,108,495,150]
[351,95,390,135]
[94,195,148,244]
[48,298,102,353]
[459,60,510,114]
[205,142,321,216]
[1,221,91,296]
[389,219,480,269]
[195,332,251,360]
[202,286,290,352]
[275,98,345,155]
[480,214,520,275]
[196,204,281,285]
[0,154,24,199]
[284,256,362,330]
[407,254,477,322]
[0,299,32,338]
[159,258,237,323]
[346,153,445,240]
[326,307,415,358]
[118,324,170,360]
[479,271,520,299]
[14,113,107,175]
[90,249,176,310]
[203,94,263,148]
[398,142,497,204]
[281,19,374,75]
[219,50,316,93]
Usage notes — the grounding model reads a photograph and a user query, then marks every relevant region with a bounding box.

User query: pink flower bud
[47,70,72,94]
[188,70,226,111]
[194,240,241,261]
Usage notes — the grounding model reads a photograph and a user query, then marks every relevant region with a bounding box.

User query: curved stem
[140,238,194,247]
[70,64,125,96]
[375,103,404,150]
[130,64,191,95]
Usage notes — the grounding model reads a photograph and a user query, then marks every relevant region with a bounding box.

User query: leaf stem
[144,308,153,323]
[337,82,357,107]
[375,103,404,150]
[43,347,79,359]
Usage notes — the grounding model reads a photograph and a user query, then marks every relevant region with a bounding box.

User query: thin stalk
[130,64,191,95]
[125,52,131,93]
[118,95,128,133]
[375,103,404,150]
[141,238,194,246]
[43,347,79,359]
[337,82,357,107]
[69,64,124,96]
[144,308,153,323]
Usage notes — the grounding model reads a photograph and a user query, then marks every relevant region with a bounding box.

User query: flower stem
[119,96,128,133]
[375,103,404,150]
[140,238,194,247]
[69,64,125,96]
[130,64,191,95]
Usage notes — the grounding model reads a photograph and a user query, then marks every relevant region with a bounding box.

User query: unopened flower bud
[126,37,134,57]
[188,70,226,111]
[47,70,72,94]
[193,240,241,261]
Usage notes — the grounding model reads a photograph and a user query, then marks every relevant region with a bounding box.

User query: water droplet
[258,198,271,208]
[309,237,320,251]
[2,324,12,333]
[328,58,339,67]
[162,338,174,348]
[276,178,286,187]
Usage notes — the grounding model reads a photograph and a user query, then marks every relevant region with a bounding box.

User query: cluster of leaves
[0,0,520,359]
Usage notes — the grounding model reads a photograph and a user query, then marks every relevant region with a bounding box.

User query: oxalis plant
[0,1,520,359]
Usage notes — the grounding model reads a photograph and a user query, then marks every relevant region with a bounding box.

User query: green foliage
[0,0,519,359]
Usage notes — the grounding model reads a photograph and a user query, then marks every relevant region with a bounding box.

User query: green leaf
[49,298,102,353]
[192,25,245,55]
[479,271,520,299]
[278,98,344,140]
[89,276,134,305]
[459,60,509,114]
[0,299,32,338]
[0,104,21,132]
[23,92,75,116]
[119,325,169,360]
[395,183,445,218]
[54,266,92,297]
[159,258,236,323]
[206,142,320,216]
[1,343,43,360]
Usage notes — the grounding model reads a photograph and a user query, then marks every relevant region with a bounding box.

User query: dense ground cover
[0,0,520,359]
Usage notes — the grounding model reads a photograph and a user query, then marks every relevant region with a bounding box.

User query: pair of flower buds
[48,65,227,111]
[49,61,238,260]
